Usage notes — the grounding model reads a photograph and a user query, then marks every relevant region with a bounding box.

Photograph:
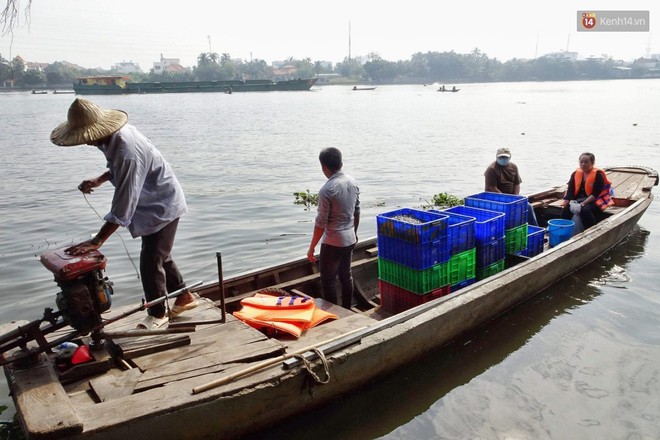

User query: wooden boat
[2,166,657,440]
[352,86,376,91]
[53,90,75,94]
[30,90,48,94]
[73,76,318,95]
[438,86,459,92]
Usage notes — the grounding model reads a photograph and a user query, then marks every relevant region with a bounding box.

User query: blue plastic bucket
[548,219,574,247]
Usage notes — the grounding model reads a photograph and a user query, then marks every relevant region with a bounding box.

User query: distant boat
[30,90,48,95]
[437,86,459,93]
[72,76,318,95]
[53,90,75,94]
[352,86,376,91]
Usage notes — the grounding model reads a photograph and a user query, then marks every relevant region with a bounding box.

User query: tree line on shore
[1,48,653,89]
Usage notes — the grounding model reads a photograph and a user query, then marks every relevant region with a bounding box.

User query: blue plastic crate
[518,225,545,258]
[476,237,505,268]
[443,206,505,245]
[377,208,448,244]
[465,192,528,230]
[450,277,476,292]
[377,234,450,270]
[430,210,475,255]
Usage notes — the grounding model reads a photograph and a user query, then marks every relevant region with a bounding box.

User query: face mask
[497,157,510,166]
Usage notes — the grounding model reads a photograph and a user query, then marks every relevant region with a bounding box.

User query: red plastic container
[379,280,450,314]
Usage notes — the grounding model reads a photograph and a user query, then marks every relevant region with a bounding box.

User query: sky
[1,0,658,70]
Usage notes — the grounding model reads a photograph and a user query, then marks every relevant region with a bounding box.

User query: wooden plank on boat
[135,350,260,391]
[284,312,377,354]
[115,334,191,360]
[314,298,355,319]
[608,168,657,200]
[134,336,285,391]
[127,317,282,371]
[6,356,84,439]
[133,302,369,391]
[89,367,143,402]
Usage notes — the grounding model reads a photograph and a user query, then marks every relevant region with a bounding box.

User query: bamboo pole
[103,327,196,338]
[192,326,368,394]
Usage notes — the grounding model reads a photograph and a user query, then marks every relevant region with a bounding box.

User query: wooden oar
[192,326,368,394]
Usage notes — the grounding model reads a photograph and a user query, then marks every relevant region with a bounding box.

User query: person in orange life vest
[561,152,614,229]
[484,147,538,226]
[307,147,360,308]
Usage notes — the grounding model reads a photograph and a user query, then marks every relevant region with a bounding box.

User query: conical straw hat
[51,98,128,146]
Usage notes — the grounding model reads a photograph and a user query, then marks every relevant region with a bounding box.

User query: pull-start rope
[83,193,140,279]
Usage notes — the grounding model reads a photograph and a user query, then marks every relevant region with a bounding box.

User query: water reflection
[248,226,649,440]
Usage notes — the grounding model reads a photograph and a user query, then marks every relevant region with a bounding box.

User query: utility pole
[348,20,352,61]
[534,32,539,59]
[208,35,213,55]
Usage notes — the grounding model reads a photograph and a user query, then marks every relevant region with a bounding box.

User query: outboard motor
[40,249,113,334]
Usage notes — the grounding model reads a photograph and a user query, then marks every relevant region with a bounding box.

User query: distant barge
[73,76,318,95]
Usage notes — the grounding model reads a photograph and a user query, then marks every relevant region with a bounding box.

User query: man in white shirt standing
[307,147,360,308]
[51,98,197,329]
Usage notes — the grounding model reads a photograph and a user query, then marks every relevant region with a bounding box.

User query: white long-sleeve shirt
[98,124,187,238]
[315,171,360,247]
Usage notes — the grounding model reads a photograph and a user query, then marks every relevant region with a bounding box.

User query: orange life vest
[233,294,338,338]
[241,294,314,309]
[572,168,614,211]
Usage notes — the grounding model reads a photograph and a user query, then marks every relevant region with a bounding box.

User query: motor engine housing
[40,249,113,333]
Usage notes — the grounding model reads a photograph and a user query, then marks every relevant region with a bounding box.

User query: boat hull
[73,78,318,95]
[2,166,657,440]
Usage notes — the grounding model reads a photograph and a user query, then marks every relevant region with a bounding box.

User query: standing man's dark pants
[320,243,355,308]
[140,218,185,318]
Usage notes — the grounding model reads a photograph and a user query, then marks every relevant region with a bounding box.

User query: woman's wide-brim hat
[51,98,128,146]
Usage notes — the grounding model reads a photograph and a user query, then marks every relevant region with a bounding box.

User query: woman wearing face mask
[484,147,538,226]
[560,152,614,230]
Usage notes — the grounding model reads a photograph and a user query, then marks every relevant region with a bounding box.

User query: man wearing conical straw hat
[51,98,198,329]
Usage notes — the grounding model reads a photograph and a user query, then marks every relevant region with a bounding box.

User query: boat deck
[5,298,377,438]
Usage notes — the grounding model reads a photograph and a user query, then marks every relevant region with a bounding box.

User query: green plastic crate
[448,248,476,286]
[476,259,506,280]
[505,223,528,254]
[378,258,449,295]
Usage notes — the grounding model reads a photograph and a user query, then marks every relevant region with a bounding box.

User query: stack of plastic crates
[444,205,506,282]
[376,208,450,313]
[517,224,546,258]
[465,192,529,256]
[431,210,478,291]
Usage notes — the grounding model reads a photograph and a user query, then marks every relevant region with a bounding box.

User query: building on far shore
[540,51,579,62]
[152,54,190,75]
[113,61,142,73]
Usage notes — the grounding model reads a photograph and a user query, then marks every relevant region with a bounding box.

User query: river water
[1,80,659,438]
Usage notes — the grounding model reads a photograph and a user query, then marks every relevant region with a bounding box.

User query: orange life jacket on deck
[233,294,338,338]
[241,294,314,310]
[572,168,614,211]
